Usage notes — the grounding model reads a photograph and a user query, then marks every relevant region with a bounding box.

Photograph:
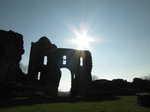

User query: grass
[0,96,150,112]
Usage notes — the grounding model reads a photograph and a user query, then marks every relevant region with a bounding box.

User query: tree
[141,74,150,81]
[92,75,99,81]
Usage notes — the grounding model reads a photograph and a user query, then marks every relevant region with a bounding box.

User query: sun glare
[72,32,94,50]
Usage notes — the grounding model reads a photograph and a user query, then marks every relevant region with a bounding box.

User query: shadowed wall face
[0,30,24,82]
[28,37,92,96]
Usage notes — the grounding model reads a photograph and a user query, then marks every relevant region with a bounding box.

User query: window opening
[63,55,67,65]
[38,72,41,80]
[80,57,83,66]
[44,56,48,65]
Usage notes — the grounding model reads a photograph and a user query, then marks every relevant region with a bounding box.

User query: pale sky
[1,0,150,91]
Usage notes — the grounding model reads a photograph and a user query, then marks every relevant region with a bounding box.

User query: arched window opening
[80,57,83,66]
[58,68,71,96]
[38,72,41,80]
[63,55,67,65]
[73,74,75,79]
[44,56,48,65]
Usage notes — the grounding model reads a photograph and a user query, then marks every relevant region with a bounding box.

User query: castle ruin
[28,37,92,97]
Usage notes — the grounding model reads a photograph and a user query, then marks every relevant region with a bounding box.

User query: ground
[0,96,150,112]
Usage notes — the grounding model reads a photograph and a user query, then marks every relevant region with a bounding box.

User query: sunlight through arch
[58,68,71,95]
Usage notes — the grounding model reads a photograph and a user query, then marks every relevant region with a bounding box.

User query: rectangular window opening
[38,72,41,80]
[63,55,67,65]
[80,57,83,66]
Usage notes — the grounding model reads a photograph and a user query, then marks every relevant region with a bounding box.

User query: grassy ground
[0,96,150,112]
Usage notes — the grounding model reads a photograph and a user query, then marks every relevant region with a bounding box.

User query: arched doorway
[58,68,71,96]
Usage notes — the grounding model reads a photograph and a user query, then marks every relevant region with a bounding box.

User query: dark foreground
[0,95,118,108]
[0,96,150,112]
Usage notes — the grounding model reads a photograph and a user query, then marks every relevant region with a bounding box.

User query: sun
[72,32,94,50]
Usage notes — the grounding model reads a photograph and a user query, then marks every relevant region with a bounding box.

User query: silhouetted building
[0,30,24,82]
[28,37,92,97]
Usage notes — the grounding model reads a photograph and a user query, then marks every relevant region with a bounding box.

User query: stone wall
[28,37,92,97]
[0,30,24,82]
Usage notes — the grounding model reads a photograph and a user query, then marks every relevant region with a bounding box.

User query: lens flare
[71,31,95,50]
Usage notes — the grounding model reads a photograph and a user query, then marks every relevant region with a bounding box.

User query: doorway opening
[58,68,71,96]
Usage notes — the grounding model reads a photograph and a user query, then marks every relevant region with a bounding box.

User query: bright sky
[1,0,150,91]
